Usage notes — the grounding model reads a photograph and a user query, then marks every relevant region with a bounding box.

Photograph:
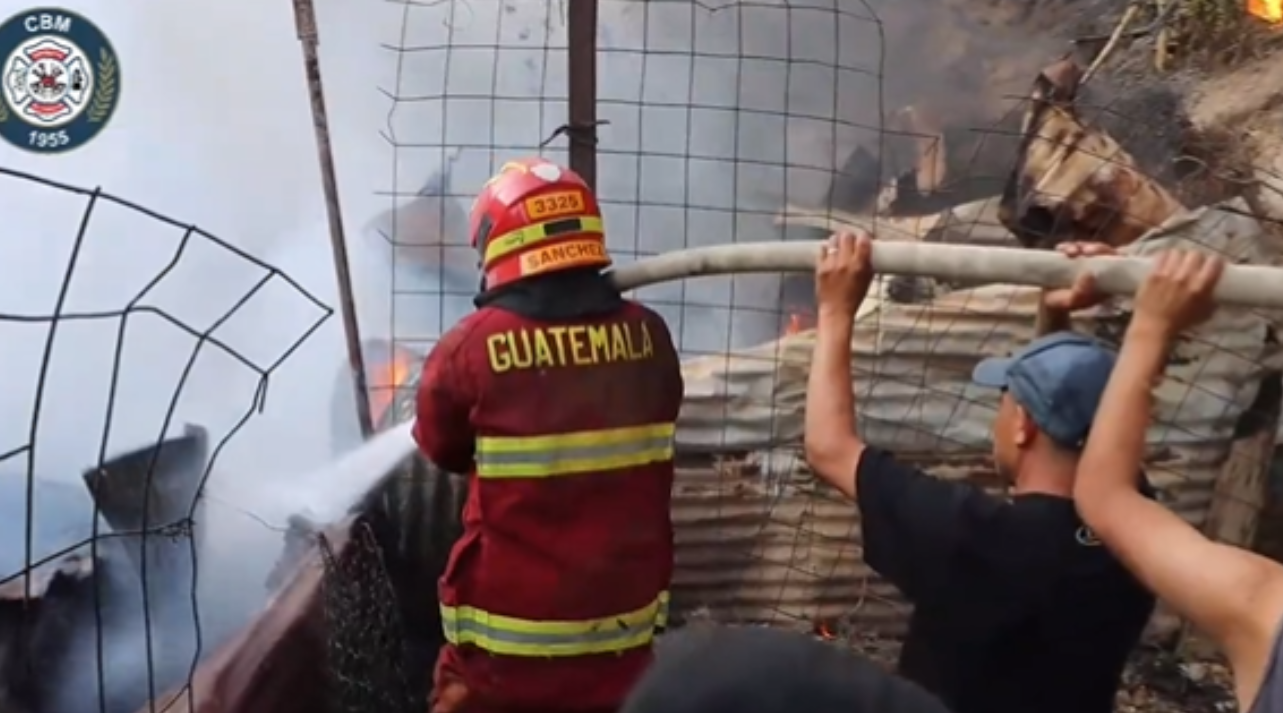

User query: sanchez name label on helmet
[487,320,655,373]
[0,8,121,154]
[520,239,606,276]
[524,190,585,220]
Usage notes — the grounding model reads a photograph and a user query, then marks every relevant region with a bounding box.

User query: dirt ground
[847,0,1283,219]
[1115,647,1236,713]
[1038,3,1283,225]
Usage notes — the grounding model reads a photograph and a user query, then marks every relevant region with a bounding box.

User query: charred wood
[0,556,94,713]
[998,58,1188,249]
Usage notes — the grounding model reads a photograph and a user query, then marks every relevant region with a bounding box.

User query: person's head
[468,158,611,291]
[623,627,953,713]
[972,332,1116,487]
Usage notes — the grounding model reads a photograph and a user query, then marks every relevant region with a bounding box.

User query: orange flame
[784,314,803,336]
[783,311,814,336]
[1248,0,1282,22]
[813,620,837,641]
[367,348,416,427]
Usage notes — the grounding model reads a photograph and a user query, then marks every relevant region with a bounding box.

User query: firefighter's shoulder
[622,300,678,357]
[426,309,503,361]
[622,300,676,336]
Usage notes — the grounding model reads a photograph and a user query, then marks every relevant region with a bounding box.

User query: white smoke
[0,0,405,710]
[381,0,887,355]
[0,0,945,710]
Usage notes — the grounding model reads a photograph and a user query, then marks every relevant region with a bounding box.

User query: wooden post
[292,0,375,438]
[566,0,599,188]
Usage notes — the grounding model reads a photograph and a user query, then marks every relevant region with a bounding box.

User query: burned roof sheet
[0,476,101,584]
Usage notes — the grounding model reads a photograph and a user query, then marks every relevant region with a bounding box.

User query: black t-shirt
[623,626,954,713]
[856,447,1156,713]
[1249,615,1283,713]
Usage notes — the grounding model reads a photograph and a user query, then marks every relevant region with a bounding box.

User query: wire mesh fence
[361,0,1283,685]
[10,0,1283,712]
[319,523,418,713]
[0,166,331,713]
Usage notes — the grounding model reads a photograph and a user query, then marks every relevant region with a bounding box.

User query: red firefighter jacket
[414,299,684,712]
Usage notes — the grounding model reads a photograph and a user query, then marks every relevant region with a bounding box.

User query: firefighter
[413,157,685,713]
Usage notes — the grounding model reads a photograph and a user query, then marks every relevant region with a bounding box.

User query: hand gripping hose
[608,240,1283,309]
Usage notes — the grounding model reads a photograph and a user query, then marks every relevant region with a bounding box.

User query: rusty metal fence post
[566,0,600,189]
[292,0,375,439]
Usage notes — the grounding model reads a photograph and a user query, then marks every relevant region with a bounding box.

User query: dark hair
[623,627,954,713]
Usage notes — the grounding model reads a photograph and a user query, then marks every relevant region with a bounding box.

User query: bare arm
[1075,318,1283,709]
[804,233,877,500]
[804,305,865,499]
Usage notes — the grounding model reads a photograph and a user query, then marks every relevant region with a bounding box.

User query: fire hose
[309,234,1283,526]
[608,240,1283,310]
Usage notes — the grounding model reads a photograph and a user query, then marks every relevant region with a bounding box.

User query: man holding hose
[803,231,1154,713]
[414,157,684,713]
[1074,249,1283,713]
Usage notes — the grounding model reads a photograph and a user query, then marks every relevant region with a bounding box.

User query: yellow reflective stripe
[475,423,675,479]
[440,591,668,657]
[484,215,604,265]
[479,424,674,453]
[476,447,673,478]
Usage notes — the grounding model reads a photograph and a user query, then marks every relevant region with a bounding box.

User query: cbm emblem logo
[0,8,120,154]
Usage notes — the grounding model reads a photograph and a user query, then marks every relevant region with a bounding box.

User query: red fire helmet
[468,157,610,290]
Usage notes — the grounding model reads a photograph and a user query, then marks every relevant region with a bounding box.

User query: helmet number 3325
[0,7,121,154]
[470,158,613,291]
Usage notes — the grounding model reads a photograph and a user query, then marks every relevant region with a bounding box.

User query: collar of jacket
[474,268,624,320]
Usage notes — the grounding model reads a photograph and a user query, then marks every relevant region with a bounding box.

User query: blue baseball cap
[972,331,1116,450]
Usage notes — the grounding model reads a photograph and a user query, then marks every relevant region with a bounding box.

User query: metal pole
[292,0,375,438]
[566,0,599,188]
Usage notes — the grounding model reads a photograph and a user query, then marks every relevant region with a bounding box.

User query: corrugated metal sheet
[668,442,1271,636]
[670,452,987,635]
[671,200,1282,632]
